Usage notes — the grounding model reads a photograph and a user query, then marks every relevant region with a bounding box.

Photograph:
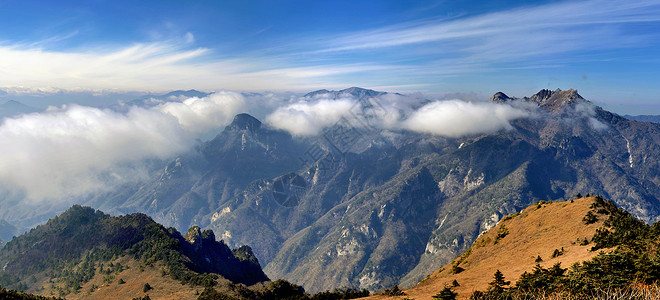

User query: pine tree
[432,285,458,300]
[488,270,510,294]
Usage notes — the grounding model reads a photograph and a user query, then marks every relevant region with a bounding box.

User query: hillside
[369,195,660,299]
[0,288,61,300]
[0,205,268,299]
[376,196,603,299]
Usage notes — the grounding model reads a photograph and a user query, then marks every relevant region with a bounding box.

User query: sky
[1,0,660,113]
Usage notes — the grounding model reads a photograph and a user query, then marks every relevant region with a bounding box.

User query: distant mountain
[0,218,19,241]
[3,87,660,294]
[304,87,387,99]
[0,205,268,298]
[489,88,584,111]
[0,100,40,119]
[624,114,660,124]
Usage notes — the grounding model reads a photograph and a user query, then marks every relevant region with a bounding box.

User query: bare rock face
[490,88,585,111]
[525,88,585,111]
[185,225,216,250]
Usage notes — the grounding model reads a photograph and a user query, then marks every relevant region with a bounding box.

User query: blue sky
[1,0,660,113]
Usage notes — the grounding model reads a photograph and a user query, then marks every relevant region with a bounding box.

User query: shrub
[494,225,509,244]
[383,285,405,296]
[583,211,598,224]
[551,248,564,258]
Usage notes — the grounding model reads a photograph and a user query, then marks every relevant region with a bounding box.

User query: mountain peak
[163,89,209,99]
[304,87,386,99]
[226,113,262,132]
[491,89,586,111]
[489,92,515,103]
[527,88,584,111]
[185,225,216,249]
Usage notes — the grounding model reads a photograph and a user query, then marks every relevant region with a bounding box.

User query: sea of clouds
[0,89,606,203]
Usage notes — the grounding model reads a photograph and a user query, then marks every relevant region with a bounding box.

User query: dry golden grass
[366,197,606,300]
[35,256,205,300]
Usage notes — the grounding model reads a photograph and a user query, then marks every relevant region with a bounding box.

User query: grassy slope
[34,256,203,300]
[367,197,605,299]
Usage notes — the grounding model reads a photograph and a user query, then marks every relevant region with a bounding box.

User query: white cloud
[265,98,354,136]
[0,92,245,201]
[403,100,531,137]
[314,0,660,76]
[0,40,397,92]
[321,0,660,53]
[572,102,609,131]
[264,92,533,138]
[157,92,245,134]
[1,0,659,94]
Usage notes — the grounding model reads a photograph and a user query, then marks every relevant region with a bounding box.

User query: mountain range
[624,114,660,124]
[1,87,659,293]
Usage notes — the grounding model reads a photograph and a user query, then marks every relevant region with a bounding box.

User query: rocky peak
[526,88,585,111]
[489,92,515,103]
[339,87,386,98]
[185,225,216,247]
[528,89,555,103]
[225,113,262,132]
[232,245,261,265]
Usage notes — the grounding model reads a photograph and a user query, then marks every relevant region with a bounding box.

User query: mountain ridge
[303,87,387,99]
[0,205,268,298]
[489,88,586,112]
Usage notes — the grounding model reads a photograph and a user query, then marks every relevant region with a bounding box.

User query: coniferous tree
[432,285,458,300]
[488,270,510,294]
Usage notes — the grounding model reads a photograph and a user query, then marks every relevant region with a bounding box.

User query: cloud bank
[0,89,609,204]
[265,93,533,138]
[265,99,354,136]
[0,92,245,200]
[403,100,531,137]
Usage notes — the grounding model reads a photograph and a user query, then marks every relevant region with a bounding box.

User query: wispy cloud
[320,0,660,53]
[312,0,660,74]
[1,0,659,93]
[0,38,393,92]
